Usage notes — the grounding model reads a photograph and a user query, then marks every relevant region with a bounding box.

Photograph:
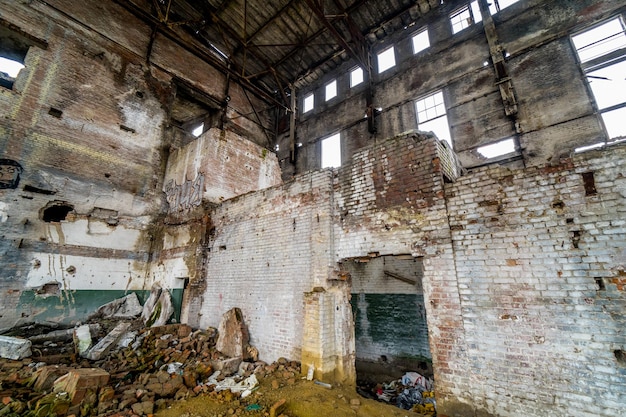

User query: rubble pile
[357,371,436,415]
[0,301,300,417]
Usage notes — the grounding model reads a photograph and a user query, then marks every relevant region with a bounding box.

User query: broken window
[572,17,626,141]
[171,80,221,140]
[415,91,452,146]
[0,22,42,90]
[321,132,341,168]
[377,46,396,73]
[192,122,204,137]
[303,93,314,113]
[350,67,363,88]
[412,28,430,54]
[325,79,337,101]
[450,3,482,34]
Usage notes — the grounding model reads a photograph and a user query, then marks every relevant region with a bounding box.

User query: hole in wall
[615,350,626,366]
[582,172,597,196]
[48,107,63,118]
[345,254,434,410]
[595,277,605,291]
[35,282,60,296]
[41,201,74,222]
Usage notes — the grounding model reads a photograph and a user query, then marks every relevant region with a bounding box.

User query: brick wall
[190,131,625,416]
[185,170,334,364]
[444,144,626,416]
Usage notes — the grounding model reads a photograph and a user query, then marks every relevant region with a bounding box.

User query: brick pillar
[301,285,356,384]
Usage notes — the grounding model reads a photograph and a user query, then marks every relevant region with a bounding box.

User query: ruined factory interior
[0,0,625,416]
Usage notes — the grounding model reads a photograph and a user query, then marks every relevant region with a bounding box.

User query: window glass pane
[303,94,314,113]
[601,107,626,139]
[451,6,471,34]
[377,47,396,73]
[325,80,337,101]
[420,116,452,146]
[350,67,363,87]
[587,60,626,109]
[412,29,430,54]
[321,133,341,168]
[573,18,626,63]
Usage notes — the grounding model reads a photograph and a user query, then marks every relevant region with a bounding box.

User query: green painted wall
[16,289,184,325]
[351,293,431,362]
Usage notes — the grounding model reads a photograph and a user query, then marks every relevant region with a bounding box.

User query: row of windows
[320,16,626,169]
[302,0,521,114]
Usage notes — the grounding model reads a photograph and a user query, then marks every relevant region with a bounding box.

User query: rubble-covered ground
[0,298,434,417]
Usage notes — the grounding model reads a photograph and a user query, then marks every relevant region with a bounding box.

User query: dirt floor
[157,375,425,417]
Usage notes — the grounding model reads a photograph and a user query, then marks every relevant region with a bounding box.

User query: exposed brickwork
[444,144,626,416]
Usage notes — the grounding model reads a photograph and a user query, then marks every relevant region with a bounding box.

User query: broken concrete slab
[29,323,100,344]
[83,321,131,360]
[73,324,92,355]
[0,335,32,360]
[216,307,249,358]
[92,292,142,319]
[53,368,110,405]
[211,357,243,376]
[141,283,174,327]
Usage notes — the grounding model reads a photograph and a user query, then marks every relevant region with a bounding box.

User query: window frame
[415,90,453,147]
[411,27,430,55]
[377,46,396,73]
[350,67,364,88]
[572,16,626,141]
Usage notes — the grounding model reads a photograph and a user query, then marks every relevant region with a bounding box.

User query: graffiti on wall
[0,159,23,189]
[164,172,205,213]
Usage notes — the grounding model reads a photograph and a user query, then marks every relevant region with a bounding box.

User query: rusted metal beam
[303,0,368,70]
[113,0,288,110]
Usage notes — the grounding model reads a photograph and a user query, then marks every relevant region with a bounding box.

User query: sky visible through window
[0,57,25,77]
[321,133,341,168]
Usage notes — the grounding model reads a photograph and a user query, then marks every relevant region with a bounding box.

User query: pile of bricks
[0,321,299,416]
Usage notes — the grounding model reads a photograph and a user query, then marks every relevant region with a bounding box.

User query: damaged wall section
[188,129,625,416]
[0,1,276,328]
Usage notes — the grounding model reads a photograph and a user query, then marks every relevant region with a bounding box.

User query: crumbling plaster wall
[0,1,273,327]
[189,129,625,416]
[287,0,625,174]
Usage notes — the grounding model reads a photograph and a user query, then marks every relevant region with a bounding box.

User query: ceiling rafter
[303,0,369,70]
[185,0,295,106]
[112,0,289,110]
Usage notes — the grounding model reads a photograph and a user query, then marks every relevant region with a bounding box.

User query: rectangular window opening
[325,79,337,101]
[377,47,396,73]
[412,28,430,54]
[477,138,516,159]
[321,133,341,168]
[415,91,452,147]
[350,67,363,88]
[489,0,518,14]
[572,17,626,142]
[303,93,314,113]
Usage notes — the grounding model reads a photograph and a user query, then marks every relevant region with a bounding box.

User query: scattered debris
[358,371,436,415]
[91,293,142,319]
[216,307,249,358]
[141,283,174,327]
[0,335,32,360]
